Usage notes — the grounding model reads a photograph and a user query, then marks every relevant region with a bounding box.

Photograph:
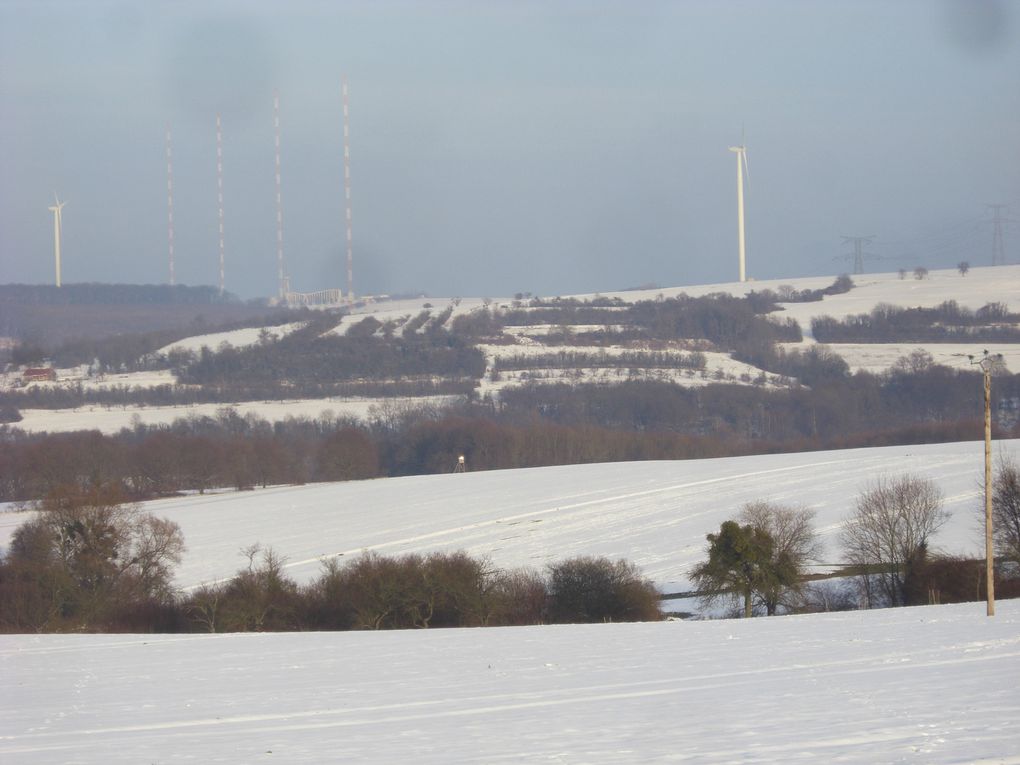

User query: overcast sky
[1,0,1018,300]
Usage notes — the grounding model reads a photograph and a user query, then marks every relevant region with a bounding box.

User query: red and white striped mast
[216,113,226,295]
[273,90,287,300]
[165,123,176,286]
[342,76,353,303]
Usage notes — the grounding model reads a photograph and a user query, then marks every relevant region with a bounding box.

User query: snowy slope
[2,600,1018,763]
[588,264,1020,319]
[0,440,993,594]
[156,322,307,355]
[587,265,1020,371]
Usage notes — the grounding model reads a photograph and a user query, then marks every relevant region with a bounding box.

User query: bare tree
[4,484,185,629]
[993,457,1020,566]
[958,260,970,276]
[840,475,948,607]
[739,501,823,614]
[892,349,935,375]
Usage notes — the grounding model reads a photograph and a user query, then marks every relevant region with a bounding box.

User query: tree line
[694,470,1020,617]
[4,463,1018,633]
[812,300,1020,343]
[492,350,707,373]
[2,359,1016,502]
[0,484,660,633]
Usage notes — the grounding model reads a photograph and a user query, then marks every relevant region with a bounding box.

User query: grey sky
[1,0,1018,300]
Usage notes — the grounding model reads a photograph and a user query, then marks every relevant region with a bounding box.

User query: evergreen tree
[692,521,795,618]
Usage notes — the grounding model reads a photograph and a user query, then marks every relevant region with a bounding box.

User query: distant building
[22,367,56,383]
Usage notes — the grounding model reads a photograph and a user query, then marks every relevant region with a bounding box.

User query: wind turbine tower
[342,76,354,303]
[273,90,287,299]
[728,138,749,282]
[216,113,226,295]
[166,124,176,286]
[48,194,66,288]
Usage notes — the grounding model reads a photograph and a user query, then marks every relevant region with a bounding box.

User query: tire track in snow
[264,458,856,581]
[7,633,1014,751]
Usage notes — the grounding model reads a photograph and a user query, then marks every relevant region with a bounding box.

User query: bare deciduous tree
[840,475,948,607]
[4,484,185,629]
[993,457,1020,566]
[739,501,823,614]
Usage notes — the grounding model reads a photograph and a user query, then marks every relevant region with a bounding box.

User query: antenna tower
[166,124,175,286]
[840,235,876,275]
[343,76,354,303]
[216,114,226,294]
[274,90,286,299]
[989,204,1007,266]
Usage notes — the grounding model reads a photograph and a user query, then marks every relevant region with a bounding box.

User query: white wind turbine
[728,137,749,282]
[48,193,66,287]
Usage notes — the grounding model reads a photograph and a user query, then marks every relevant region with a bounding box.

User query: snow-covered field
[3,441,1018,763]
[2,601,1018,763]
[325,296,512,336]
[156,322,308,355]
[781,342,1020,375]
[13,396,457,436]
[590,265,1020,322]
[0,439,996,594]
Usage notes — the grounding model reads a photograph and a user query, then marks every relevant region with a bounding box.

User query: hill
[0,282,291,353]
[6,264,1020,436]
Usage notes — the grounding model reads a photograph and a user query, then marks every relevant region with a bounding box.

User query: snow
[156,322,307,355]
[325,297,512,336]
[475,345,782,395]
[781,342,1020,375]
[614,266,1020,376]
[769,266,1020,336]
[3,440,1018,762]
[13,396,459,436]
[584,265,1020,317]
[2,601,1018,763]
[0,439,993,594]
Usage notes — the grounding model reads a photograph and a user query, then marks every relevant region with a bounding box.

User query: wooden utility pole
[972,351,1002,617]
[983,364,995,616]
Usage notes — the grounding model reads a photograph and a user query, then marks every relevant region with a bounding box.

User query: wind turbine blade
[741,150,749,185]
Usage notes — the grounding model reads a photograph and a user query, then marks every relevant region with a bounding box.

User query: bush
[184,545,301,632]
[0,404,21,424]
[546,556,661,623]
[489,568,548,626]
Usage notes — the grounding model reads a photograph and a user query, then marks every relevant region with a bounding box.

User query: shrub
[489,568,548,626]
[185,545,301,632]
[546,556,661,623]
